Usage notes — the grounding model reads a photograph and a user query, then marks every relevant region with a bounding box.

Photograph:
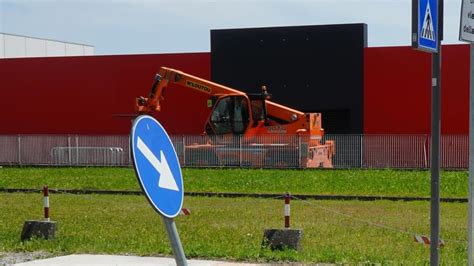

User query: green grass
[0,193,467,264]
[0,167,139,191]
[0,167,468,197]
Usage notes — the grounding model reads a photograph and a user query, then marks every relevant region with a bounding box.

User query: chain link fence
[0,134,468,169]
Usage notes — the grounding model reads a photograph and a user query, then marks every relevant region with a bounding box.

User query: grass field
[0,167,469,264]
[0,193,467,264]
[0,167,468,197]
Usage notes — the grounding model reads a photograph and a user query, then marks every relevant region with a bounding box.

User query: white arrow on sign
[137,137,179,191]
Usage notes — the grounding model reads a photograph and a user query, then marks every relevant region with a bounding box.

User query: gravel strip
[0,251,52,266]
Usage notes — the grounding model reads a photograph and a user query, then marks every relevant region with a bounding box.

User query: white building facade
[0,33,94,58]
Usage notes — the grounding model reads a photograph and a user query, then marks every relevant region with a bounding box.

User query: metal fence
[0,135,129,166]
[0,134,469,169]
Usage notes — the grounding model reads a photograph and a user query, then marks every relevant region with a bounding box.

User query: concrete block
[21,220,57,241]
[262,228,303,251]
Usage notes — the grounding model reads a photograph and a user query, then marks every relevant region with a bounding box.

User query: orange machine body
[136,67,334,168]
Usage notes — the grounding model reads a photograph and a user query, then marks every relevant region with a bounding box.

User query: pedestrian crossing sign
[412,0,439,53]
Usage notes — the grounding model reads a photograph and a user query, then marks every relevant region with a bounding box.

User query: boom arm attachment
[136,67,245,114]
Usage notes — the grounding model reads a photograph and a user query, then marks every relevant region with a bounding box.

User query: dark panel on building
[211,24,367,134]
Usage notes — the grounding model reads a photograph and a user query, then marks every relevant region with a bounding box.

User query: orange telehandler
[136,67,334,168]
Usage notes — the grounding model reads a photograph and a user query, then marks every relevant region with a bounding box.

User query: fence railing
[0,134,469,169]
[51,147,124,166]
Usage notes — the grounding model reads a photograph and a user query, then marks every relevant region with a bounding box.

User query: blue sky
[0,0,465,55]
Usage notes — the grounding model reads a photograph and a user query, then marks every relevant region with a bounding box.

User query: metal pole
[424,135,428,169]
[430,43,441,265]
[68,135,71,165]
[162,216,187,266]
[239,135,242,167]
[298,135,301,168]
[75,135,79,165]
[360,134,363,168]
[182,135,186,166]
[17,135,21,165]
[468,43,474,266]
[128,134,132,166]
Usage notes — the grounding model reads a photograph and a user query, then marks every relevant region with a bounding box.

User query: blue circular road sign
[130,115,184,218]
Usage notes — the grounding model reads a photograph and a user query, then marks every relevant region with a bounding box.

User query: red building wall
[364,44,470,134]
[0,53,210,134]
[0,44,470,135]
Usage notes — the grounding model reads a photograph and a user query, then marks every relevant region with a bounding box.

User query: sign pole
[412,0,443,262]
[430,44,441,265]
[130,115,187,266]
[459,1,474,264]
[163,217,187,266]
[412,0,443,263]
[469,43,474,266]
